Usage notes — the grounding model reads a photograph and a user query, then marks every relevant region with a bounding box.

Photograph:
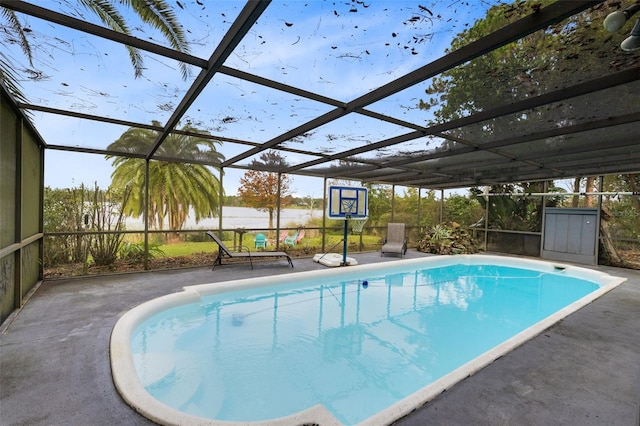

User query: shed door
[542,208,598,265]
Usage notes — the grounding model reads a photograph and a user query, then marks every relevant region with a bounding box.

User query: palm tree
[106,123,225,231]
[0,0,190,102]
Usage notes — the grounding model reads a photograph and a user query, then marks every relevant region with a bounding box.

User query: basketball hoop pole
[342,216,350,266]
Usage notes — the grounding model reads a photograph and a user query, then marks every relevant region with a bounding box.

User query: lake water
[125,206,318,230]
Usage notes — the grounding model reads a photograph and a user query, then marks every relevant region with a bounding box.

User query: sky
[7,1,498,198]
[44,149,326,198]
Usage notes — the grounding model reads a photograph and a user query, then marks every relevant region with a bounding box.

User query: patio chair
[207,231,293,270]
[254,233,267,249]
[295,229,305,244]
[283,230,299,247]
[279,230,289,243]
[381,223,407,257]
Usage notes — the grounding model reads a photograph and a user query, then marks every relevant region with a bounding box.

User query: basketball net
[350,217,368,233]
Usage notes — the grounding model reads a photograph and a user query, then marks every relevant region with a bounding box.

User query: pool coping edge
[110,254,626,426]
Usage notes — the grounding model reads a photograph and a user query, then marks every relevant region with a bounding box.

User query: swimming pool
[110,255,625,425]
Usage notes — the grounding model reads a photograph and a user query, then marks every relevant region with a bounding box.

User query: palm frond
[77,0,146,78]
[0,52,29,106]
[109,0,191,80]
[1,7,33,64]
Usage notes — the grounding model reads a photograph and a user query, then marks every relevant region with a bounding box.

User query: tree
[43,186,90,267]
[364,184,393,229]
[443,194,483,227]
[106,122,224,231]
[392,187,440,227]
[571,177,596,208]
[470,181,562,232]
[420,0,638,183]
[601,173,640,267]
[237,151,293,231]
[1,0,190,103]
[422,1,638,122]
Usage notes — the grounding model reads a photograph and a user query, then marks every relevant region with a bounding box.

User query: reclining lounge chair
[381,223,407,257]
[207,231,294,270]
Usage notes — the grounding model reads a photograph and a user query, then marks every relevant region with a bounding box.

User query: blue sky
[7,1,499,197]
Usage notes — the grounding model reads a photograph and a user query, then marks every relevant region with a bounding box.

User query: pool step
[132,353,174,388]
[148,351,203,411]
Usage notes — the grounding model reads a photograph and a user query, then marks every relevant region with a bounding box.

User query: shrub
[417,222,481,255]
[88,184,132,266]
[120,241,165,262]
[187,232,210,242]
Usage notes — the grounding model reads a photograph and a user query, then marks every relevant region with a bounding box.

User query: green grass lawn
[158,234,383,257]
[158,241,213,257]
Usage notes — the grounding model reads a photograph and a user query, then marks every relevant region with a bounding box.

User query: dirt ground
[43,248,640,280]
[43,250,308,279]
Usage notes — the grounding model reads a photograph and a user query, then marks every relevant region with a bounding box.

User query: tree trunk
[628,174,640,213]
[268,209,274,235]
[585,176,595,207]
[599,205,622,266]
[572,177,580,207]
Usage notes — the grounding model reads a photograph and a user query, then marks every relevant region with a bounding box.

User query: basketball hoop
[326,186,368,266]
[351,218,368,233]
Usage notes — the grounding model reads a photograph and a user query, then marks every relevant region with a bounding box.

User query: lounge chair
[207,231,293,270]
[283,230,299,247]
[381,223,407,257]
[254,233,267,249]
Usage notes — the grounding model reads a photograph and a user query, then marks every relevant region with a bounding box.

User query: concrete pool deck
[1,250,639,426]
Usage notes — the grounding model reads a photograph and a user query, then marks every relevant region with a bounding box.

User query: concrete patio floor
[1,250,639,426]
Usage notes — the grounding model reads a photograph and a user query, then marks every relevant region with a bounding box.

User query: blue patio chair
[254,233,267,249]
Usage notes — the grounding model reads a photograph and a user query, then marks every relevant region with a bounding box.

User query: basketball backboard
[327,186,368,219]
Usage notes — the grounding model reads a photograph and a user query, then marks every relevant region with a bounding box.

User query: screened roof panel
[181,72,336,141]
[2,0,639,191]
[453,81,640,151]
[351,135,454,162]
[222,1,506,101]
[32,114,151,153]
[295,159,374,177]
[202,138,255,165]
[236,149,323,172]
[34,0,239,57]
[364,77,437,127]
[354,169,425,183]
[500,122,640,163]
[7,15,197,125]
[277,112,416,156]
[543,149,640,170]
[410,150,506,173]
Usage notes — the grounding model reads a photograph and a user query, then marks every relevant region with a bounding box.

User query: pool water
[130,262,602,425]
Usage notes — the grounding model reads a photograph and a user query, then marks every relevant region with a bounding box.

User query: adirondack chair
[283,230,299,247]
[254,233,267,249]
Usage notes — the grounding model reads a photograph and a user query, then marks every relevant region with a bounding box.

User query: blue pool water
[130,262,602,425]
